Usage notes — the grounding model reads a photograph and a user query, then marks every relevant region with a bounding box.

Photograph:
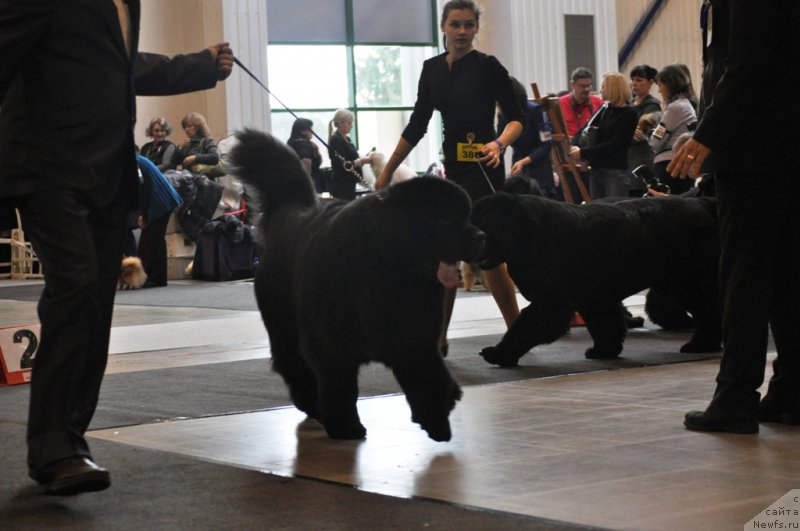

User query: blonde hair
[328,108,354,142]
[601,72,632,107]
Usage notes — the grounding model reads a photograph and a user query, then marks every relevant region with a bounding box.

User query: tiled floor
[2,280,799,530]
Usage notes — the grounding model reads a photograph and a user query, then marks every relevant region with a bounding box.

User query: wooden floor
[3,280,799,530]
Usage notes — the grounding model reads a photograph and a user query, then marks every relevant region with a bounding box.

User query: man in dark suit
[669,0,800,433]
[0,0,233,494]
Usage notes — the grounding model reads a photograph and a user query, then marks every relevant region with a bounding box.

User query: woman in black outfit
[174,112,220,171]
[288,117,323,193]
[627,65,661,196]
[375,0,524,350]
[569,71,638,199]
[327,108,372,201]
[140,117,176,172]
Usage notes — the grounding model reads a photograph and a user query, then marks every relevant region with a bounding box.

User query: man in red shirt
[556,67,603,205]
[559,67,604,139]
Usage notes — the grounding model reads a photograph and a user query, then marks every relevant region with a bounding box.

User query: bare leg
[483,263,519,327]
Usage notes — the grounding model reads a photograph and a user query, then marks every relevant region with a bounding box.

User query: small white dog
[118,256,147,290]
[361,152,417,189]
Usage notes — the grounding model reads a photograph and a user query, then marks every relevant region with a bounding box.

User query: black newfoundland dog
[471,193,721,367]
[230,129,485,441]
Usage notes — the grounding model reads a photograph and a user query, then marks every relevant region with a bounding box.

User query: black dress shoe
[758,398,800,425]
[684,408,758,434]
[33,457,111,495]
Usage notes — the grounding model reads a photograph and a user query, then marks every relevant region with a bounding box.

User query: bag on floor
[191,220,255,282]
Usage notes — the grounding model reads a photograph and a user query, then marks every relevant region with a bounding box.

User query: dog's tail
[229,128,317,225]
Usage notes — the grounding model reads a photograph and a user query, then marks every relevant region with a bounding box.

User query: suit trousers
[18,188,127,471]
[711,172,800,414]
[138,212,170,285]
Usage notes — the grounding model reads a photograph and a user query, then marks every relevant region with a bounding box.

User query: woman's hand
[633,127,646,142]
[510,157,529,175]
[480,140,503,168]
[182,155,196,167]
[375,168,392,190]
[569,146,581,159]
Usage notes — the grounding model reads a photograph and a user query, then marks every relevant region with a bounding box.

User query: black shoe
[758,398,800,425]
[679,340,722,354]
[684,408,758,434]
[625,315,645,329]
[31,457,111,495]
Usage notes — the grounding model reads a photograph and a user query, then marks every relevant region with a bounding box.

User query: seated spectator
[174,112,220,173]
[140,117,177,172]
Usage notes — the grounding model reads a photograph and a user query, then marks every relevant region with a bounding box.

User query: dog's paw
[324,422,367,440]
[679,340,722,354]
[584,345,623,359]
[421,420,452,442]
[479,346,519,367]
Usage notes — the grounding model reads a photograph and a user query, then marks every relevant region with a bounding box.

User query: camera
[632,164,670,196]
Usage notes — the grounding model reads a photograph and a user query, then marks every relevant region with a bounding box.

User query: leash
[466,133,496,194]
[233,57,373,191]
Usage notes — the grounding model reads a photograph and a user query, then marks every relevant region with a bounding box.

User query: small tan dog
[118,256,147,290]
[461,261,487,291]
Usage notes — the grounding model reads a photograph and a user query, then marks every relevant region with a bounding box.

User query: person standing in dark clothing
[0,0,233,493]
[506,78,558,200]
[288,117,323,193]
[670,0,800,434]
[327,108,372,201]
[569,72,638,199]
[375,0,523,351]
[137,156,183,288]
[627,64,661,196]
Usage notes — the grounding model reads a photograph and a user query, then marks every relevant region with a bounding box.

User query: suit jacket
[0,0,219,207]
[693,0,799,173]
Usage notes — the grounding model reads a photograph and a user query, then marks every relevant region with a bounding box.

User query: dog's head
[370,177,485,287]
[368,152,386,176]
[119,256,147,289]
[471,192,536,269]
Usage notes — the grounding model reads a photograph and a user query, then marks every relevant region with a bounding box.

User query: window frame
[266,0,440,170]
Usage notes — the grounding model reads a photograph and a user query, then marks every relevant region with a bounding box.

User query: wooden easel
[531,83,591,204]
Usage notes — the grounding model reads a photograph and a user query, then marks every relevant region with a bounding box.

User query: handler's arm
[376,137,413,190]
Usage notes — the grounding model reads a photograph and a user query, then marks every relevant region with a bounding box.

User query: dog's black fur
[230,129,485,441]
[471,193,721,366]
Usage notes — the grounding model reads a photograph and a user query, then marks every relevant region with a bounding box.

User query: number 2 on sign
[13,329,38,369]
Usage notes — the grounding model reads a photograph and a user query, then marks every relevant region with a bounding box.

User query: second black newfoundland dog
[230,129,485,441]
[471,193,721,367]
